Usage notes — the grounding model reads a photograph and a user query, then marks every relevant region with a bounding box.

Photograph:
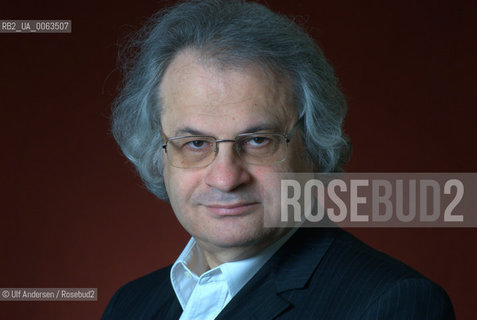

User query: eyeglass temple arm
[286,118,305,140]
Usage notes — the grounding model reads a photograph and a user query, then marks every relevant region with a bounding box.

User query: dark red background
[1,0,476,319]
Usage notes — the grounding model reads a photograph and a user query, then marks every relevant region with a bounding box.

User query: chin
[212,234,261,248]
[205,225,276,249]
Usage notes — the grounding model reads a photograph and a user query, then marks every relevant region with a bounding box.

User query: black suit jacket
[102,228,455,319]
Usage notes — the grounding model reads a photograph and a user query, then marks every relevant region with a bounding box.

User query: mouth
[203,202,260,216]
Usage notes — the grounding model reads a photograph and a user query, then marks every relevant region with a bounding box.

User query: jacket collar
[215,227,337,320]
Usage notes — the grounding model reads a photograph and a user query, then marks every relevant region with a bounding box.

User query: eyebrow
[174,127,207,136]
[174,123,283,137]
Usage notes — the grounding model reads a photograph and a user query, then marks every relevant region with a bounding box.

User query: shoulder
[324,229,437,287]
[280,228,455,319]
[360,277,455,319]
[101,266,178,320]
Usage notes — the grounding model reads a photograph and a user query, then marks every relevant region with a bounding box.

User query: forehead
[159,50,296,136]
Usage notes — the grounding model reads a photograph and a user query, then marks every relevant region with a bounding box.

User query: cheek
[164,168,194,229]
[164,166,202,209]
[254,167,288,227]
[253,167,284,204]
[163,165,174,199]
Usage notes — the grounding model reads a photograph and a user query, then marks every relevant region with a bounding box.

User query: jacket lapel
[216,228,337,320]
[152,295,182,320]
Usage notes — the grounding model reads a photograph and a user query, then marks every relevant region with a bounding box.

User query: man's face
[160,51,312,261]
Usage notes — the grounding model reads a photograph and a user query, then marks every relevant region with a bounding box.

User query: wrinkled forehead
[158,50,297,135]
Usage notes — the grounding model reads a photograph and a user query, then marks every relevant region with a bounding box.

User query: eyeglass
[162,122,301,169]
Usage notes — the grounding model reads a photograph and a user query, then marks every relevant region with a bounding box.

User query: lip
[203,202,259,216]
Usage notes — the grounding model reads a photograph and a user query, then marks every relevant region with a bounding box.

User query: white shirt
[170,229,297,320]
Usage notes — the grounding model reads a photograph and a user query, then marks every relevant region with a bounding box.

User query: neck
[194,229,288,270]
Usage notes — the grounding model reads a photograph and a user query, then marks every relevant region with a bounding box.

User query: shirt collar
[170,238,205,309]
[170,227,298,308]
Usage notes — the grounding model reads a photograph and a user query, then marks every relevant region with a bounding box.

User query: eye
[185,139,209,149]
[245,136,271,147]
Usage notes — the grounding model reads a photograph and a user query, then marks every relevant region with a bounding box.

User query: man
[103,0,455,319]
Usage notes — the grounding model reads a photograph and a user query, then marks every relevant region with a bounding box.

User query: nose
[203,142,251,192]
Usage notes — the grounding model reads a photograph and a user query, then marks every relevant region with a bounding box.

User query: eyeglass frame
[161,119,303,169]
